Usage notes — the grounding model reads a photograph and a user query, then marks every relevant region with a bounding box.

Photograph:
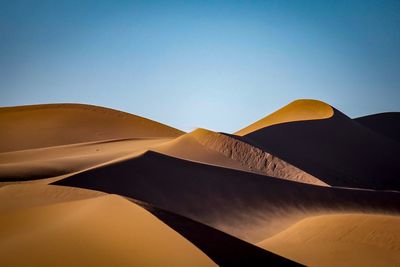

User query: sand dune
[54,150,400,243]
[1,100,399,266]
[0,103,183,152]
[258,213,400,266]
[235,99,334,135]
[355,112,400,142]
[241,105,400,190]
[0,194,216,267]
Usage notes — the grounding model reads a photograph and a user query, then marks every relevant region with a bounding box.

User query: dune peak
[235,99,334,136]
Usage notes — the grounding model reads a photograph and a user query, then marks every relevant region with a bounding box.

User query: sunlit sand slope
[258,213,400,267]
[235,99,334,136]
[0,103,183,152]
[0,194,216,267]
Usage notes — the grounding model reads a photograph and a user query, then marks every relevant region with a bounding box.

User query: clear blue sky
[1,0,399,132]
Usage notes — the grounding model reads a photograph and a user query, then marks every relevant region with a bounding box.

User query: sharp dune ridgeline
[0,100,399,266]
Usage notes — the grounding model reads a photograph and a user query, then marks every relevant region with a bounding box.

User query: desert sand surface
[258,213,400,267]
[1,100,399,266]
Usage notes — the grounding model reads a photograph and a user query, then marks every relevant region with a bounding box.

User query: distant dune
[0,100,399,266]
[0,103,183,152]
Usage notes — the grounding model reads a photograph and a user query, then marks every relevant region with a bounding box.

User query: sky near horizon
[1,0,400,132]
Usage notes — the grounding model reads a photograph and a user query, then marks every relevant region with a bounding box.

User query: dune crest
[235,99,334,135]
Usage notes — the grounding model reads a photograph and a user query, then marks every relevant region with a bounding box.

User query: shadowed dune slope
[0,194,216,267]
[140,201,302,266]
[242,108,400,190]
[54,151,400,242]
[258,213,400,267]
[235,99,334,136]
[355,112,400,143]
[0,103,183,152]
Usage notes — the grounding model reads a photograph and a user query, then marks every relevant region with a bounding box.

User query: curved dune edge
[0,193,216,267]
[0,103,183,152]
[257,213,400,267]
[235,99,334,136]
